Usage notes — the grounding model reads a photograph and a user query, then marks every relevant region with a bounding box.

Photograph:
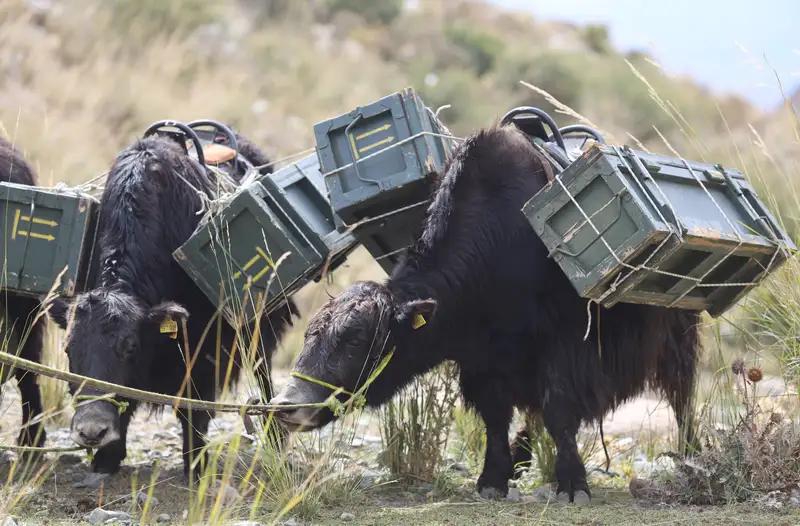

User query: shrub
[324,0,403,25]
[445,25,505,77]
[379,363,460,480]
[452,406,485,473]
[582,24,612,54]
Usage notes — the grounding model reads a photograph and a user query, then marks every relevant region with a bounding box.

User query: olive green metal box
[522,144,794,316]
[0,182,98,297]
[174,156,356,325]
[314,88,453,270]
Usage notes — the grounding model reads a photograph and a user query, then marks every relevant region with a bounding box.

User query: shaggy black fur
[278,126,700,501]
[0,137,46,449]
[50,135,293,476]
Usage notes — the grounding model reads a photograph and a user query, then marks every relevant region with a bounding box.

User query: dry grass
[380,363,460,481]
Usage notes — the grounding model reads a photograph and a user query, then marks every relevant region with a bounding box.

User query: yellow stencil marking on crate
[232,253,262,280]
[233,246,276,292]
[11,208,58,242]
[355,124,391,141]
[358,136,395,154]
[249,247,276,283]
[21,215,58,227]
[11,209,20,240]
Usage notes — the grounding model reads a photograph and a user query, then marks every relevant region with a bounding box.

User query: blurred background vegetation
[2,0,799,379]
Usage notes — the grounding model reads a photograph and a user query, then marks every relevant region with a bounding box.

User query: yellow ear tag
[411,313,427,330]
[159,317,178,339]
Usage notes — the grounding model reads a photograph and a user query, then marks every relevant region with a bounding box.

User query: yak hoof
[479,486,508,500]
[556,489,591,505]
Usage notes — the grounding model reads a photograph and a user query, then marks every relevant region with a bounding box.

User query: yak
[0,137,47,449]
[49,133,293,477]
[271,125,700,502]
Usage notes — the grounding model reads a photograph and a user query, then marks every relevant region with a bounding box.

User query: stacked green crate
[522,144,795,316]
[174,155,356,325]
[0,182,98,297]
[314,88,453,272]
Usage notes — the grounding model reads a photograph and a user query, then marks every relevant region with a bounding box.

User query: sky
[493,0,799,111]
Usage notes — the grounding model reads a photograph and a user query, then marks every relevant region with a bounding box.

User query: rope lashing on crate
[320,130,464,234]
[545,144,790,341]
[549,147,788,306]
[320,131,464,185]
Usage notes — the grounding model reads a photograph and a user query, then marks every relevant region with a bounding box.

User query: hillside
[0,0,778,180]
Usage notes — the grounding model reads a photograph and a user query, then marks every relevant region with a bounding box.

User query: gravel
[72,472,110,489]
[86,508,131,525]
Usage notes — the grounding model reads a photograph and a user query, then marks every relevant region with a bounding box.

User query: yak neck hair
[97,136,214,304]
[389,125,551,317]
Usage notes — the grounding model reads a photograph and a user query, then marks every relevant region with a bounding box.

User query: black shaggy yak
[0,137,46,449]
[49,134,293,476]
[272,125,700,502]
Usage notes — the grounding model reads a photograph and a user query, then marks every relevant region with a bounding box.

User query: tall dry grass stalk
[380,362,460,481]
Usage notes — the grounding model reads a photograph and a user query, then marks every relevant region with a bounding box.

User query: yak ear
[47,297,74,329]
[144,302,189,340]
[394,298,437,330]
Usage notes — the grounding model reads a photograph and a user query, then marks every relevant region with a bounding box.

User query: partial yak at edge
[0,137,47,450]
[271,125,700,502]
[49,133,294,477]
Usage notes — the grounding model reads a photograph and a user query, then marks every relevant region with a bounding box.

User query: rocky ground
[1,373,799,525]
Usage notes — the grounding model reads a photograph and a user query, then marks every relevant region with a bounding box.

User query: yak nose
[72,419,119,448]
[269,391,298,416]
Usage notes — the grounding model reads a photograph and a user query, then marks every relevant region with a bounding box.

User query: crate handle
[143,120,206,167]
[344,113,387,190]
[703,168,725,182]
[734,183,783,243]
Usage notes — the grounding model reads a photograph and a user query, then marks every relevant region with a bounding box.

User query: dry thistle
[732,358,745,376]
[747,367,764,383]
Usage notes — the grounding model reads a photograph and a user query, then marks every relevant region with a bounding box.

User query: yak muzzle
[71,402,121,448]
[269,377,334,431]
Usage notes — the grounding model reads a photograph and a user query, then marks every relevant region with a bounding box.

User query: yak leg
[461,371,514,499]
[178,409,211,480]
[91,407,131,474]
[14,335,46,449]
[542,396,589,503]
[6,298,46,449]
[657,313,700,455]
[659,359,699,455]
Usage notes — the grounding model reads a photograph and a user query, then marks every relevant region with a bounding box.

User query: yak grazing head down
[270,281,436,431]
[48,289,188,449]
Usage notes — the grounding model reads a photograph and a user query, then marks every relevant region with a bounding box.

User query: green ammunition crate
[522,144,795,316]
[258,154,356,257]
[314,88,451,224]
[356,203,428,273]
[315,88,453,269]
[0,182,98,297]
[175,155,357,325]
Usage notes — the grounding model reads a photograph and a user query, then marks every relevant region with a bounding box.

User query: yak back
[97,136,214,305]
[0,137,36,186]
[390,125,699,419]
